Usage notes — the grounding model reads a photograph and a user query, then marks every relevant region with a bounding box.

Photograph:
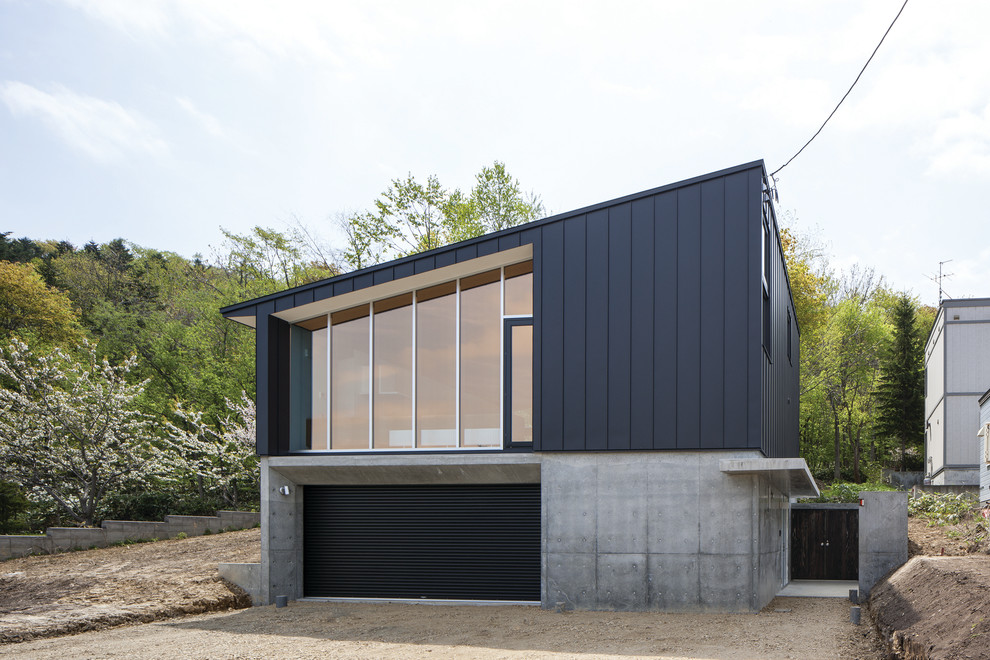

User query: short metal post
[275,595,288,608]
[850,606,861,625]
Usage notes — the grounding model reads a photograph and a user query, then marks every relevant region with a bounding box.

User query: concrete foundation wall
[262,451,798,612]
[219,562,262,605]
[0,511,260,561]
[543,451,788,613]
[858,491,908,598]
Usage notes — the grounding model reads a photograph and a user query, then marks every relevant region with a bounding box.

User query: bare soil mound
[870,556,990,660]
[0,528,260,644]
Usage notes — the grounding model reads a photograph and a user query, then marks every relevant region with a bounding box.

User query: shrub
[175,532,188,540]
[802,480,898,504]
[908,492,977,526]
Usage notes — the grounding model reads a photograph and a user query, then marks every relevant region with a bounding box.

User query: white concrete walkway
[778,579,859,598]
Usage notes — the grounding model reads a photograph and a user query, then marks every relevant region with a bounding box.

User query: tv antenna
[927,260,953,304]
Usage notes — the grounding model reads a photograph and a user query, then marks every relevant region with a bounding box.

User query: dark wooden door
[791,508,858,580]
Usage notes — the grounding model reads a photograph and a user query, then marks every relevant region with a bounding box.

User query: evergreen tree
[874,294,925,471]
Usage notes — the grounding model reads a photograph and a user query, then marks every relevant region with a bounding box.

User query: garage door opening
[303,483,540,602]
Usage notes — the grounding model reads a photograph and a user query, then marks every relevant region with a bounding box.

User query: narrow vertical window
[507,322,533,444]
[763,289,771,358]
[331,305,370,449]
[373,294,414,449]
[786,307,792,364]
[311,326,329,450]
[289,325,312,450]
[460,270,501,447]
[416,283,457,448]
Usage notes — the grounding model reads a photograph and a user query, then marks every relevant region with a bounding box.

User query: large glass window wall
[289,261,533,451]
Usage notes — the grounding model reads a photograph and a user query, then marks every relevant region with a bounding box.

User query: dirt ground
[4,512,988,658]
[0,527,883,659]
[908,513,990,557]
[0,597,881,660]
[0,528,259,643]
[870,556,990,660]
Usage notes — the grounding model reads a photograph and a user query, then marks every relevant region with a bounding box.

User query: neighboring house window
[290,261,533,451]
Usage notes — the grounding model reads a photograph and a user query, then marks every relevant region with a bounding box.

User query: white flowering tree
[167,393,258,510]
[0,340,162,526]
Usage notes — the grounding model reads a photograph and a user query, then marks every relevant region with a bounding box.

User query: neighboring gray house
[979,388,990,504]
[221,161,818,613]
[924,298,990,486]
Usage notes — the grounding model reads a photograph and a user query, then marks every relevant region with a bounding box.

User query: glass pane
[504,272,533,316]
[311,327,328,450]
[373,304,413,449]
[460,281,501,447]
[416,292,456,448]
[289,325,312,451]
[331,316,370,449]
[511,325,533,444]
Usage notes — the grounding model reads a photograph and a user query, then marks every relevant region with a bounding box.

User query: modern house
[924,298,990,486]
[221,160,818,613]
[979,388,990,504]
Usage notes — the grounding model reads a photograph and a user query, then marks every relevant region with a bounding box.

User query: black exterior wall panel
[629,197,655,451]
[584,209,609,451]
[607,203,632,450]
[653,191,678,449]
[747,169,764,452]
[255,302,274,456]
[723,172,750,451]
[676,184,702,449]
[232,161,800,458]
[561,215,587,451]
[540,221,564,452]
[700,179,726,449]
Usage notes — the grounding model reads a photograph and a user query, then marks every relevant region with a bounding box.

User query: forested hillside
[0,164,930,530]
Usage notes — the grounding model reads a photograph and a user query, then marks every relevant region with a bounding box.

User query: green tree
[874,294,925,471]
[0,260,82,346]
[342,162,544,270]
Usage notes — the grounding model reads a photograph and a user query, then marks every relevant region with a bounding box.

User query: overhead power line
[771,0,910,178]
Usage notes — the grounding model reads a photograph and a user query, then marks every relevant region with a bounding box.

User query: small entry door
[790,508,858,580]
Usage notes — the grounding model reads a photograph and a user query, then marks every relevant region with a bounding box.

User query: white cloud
[176,97,226,139]
[0,81,169,163]
[922,103,990,179]
[63,0,171,38]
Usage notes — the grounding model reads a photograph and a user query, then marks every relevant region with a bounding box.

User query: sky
[1,0,988,306]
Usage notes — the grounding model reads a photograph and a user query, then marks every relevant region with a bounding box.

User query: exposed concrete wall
[0,511,260,561]
[542,451,787,613]
[858,491,908,598]
[219,562,262,605]
[260,459,304,605]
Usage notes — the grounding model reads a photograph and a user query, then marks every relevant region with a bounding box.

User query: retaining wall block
[101,520,169,544]
[46,527,108,551]
[2,535,50,560]
[219,510,260,529]
[164,515,225,537]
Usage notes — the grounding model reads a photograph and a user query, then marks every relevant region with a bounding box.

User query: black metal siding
[303,484,541,601]
[230,161,800,458]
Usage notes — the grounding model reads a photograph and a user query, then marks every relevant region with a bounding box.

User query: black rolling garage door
[303,483,541,601]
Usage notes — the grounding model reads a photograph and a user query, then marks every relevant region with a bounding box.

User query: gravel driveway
[0,596,881,659]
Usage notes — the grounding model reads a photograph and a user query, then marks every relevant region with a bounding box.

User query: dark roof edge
[941,297,990,307]
[221,159,767,316]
